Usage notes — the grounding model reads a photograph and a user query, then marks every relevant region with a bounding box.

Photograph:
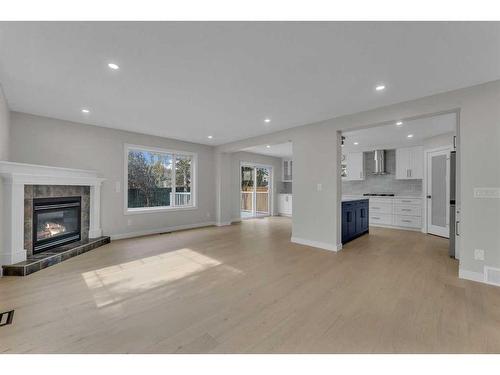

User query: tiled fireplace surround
[0,161,109,276]
[24,185,91,256]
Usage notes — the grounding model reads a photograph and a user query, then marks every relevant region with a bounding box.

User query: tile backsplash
[342,150,422,196]
[279,181,292,194]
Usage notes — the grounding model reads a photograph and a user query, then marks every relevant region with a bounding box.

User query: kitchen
[340,112,458,256]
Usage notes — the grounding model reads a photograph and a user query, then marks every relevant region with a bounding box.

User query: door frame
[423,145,452,237]
[239,161,274,219]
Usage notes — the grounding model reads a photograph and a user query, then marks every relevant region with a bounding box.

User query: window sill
[124,205,198,215]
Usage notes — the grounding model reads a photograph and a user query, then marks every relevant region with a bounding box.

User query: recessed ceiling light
[354,142,359,145]
[81,108,90,114]
[266,145,271,148]
[396,121,403,126]
[207,135,213,139]
[264,118,271,123]
[108,63,120,70]
[407,134,414,138]
[375,84,386,91]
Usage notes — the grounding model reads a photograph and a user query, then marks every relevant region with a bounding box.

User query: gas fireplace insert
[32,196,81,254]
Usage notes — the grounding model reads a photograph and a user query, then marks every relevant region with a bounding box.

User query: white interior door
[426,149,450,237]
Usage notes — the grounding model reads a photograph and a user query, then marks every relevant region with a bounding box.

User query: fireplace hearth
[33,196,82,254]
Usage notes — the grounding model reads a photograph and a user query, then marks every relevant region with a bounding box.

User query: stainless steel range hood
[373,150,387,174]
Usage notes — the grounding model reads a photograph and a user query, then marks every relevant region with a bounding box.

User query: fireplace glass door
[33,197,81,253]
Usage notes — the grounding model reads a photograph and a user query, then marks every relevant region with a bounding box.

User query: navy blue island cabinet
[341,199,369,244]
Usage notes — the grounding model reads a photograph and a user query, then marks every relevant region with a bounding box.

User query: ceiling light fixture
[375,84,386,91]
[81,108,90,114]
[396,121,403,126]
[407,134,414,138]
[207,135,213,139]
[108,63,120,70]
[264,118,271,123]
[266,145,271,148]
[354,142,359,145]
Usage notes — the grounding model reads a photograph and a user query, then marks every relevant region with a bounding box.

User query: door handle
[456,221,460,236]
[427,195,432,199]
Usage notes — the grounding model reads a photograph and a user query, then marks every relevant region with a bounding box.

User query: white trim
[124,143,198,215]
[216,221,232,226]
[291,236,340,252]
[368,223,422,232]
[110,221,215,240]
[459,268,485,284]
[125,205,198,215]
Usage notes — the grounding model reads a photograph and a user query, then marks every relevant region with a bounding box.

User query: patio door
[241,164,272,218]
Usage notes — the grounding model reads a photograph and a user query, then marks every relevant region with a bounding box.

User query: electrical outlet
[127,218,133,226]
[474,249,485,261]
[206,212,211,218]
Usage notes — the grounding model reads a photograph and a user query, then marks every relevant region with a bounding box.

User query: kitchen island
[341,198,369,244]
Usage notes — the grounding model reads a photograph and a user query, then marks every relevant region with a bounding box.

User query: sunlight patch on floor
[82,248,241,308]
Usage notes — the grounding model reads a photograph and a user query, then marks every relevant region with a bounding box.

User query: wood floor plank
[1,217,499,353]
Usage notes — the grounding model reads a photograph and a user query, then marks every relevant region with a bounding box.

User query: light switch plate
[317,183,322,192]
[115,181,121,193]
[474,187,500,198]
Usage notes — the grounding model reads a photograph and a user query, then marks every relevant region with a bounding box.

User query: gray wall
[342,150,423,196]
[10,112,217,238]
[0,85,9,160]
[229,151,282,220]
[216,80,500,278]
[0,86,10,266]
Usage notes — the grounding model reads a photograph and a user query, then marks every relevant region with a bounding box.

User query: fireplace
[32,196,82,254]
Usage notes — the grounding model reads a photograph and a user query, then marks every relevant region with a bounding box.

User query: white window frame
[124,143,197,215]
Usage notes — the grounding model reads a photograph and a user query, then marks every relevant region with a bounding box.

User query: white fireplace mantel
[0,161,105,266]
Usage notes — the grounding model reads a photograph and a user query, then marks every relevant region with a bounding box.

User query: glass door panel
[255,167,270,216]
[241,166,255,218]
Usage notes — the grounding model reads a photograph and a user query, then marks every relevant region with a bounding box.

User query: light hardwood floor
[1,217,500,353]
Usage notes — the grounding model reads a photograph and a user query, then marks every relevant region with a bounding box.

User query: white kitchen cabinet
[342,152,365,181]
[396,146,423,179]
[278,194,292,216]
[282,159,293,182]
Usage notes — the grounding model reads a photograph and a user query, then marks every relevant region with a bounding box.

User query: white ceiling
[243,142,293,158]
[342,112,456,152]
[0,22,499,145]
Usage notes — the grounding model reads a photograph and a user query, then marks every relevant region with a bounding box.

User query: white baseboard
[369,223,422,232]
[459,268,485,284]
[216,221,232,226]
[291,236,340,252]
[110,221,216,240]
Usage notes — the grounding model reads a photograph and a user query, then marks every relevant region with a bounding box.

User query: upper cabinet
[282,159,293,182]
[396,146,423,179]
[342,152,365,181]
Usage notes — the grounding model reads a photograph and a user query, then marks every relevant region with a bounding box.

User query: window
[125,145,195,213]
